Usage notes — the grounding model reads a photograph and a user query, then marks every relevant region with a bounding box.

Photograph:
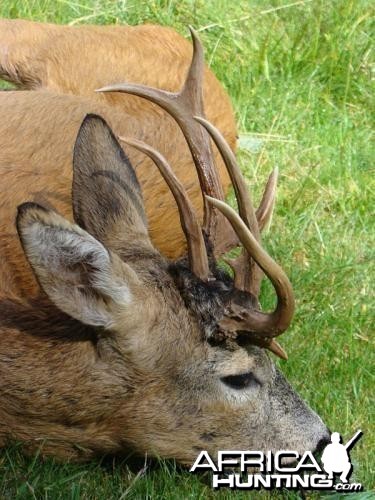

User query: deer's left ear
[16,203,142,328]
[72,114,156,259]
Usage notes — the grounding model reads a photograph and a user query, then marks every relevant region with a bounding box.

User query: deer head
[15,30,329,464]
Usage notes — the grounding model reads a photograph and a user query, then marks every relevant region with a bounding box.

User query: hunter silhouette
[321,431,362,483]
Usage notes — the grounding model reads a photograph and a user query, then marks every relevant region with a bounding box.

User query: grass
[0,0,374,498]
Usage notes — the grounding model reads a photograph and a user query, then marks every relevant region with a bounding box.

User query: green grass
[0,0,374,498]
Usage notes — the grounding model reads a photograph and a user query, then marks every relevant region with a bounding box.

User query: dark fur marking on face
[168,260,232,338]
[169,257,261,345]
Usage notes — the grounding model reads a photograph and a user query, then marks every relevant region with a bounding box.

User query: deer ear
[16,203,140,328]
[72,114,155,259]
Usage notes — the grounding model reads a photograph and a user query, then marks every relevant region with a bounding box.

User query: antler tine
[267,339,288,360]
[256,167,278,232]
[206,196,294,336]
[97,27,232,248]
[194,116,259,237]
[120,136,210,281]
[195,116,263,296]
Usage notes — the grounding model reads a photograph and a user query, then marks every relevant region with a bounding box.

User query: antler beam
[120,136,210,280]
[98,27,235,250]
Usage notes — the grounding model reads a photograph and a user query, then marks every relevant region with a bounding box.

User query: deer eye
[221,372,260,390]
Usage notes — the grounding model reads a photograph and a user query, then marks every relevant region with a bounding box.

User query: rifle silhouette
[344,430,363,451]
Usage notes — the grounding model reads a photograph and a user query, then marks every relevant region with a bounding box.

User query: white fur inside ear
[22,219,132,327]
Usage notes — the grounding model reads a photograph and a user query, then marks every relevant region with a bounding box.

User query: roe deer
[0,26,329,464]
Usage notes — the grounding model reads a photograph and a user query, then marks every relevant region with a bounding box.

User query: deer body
[0,19,236,299]
[0,90,233,300]
[0,21,329,464]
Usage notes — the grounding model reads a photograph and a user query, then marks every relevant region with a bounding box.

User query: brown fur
[0,21,329,464]
[0,114,329,464]
[0,19,236,300]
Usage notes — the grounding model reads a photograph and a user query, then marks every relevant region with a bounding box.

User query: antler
[256,167,278,231]
[97,27,235,253]
[206,197,294,336]
[99,29,294,358]
[120,136,210,280]
[195,116,259,296]
[195,117,280,299]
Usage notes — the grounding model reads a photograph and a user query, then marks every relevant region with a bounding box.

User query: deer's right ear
[16,203,142,328]
[72,114,156,259]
